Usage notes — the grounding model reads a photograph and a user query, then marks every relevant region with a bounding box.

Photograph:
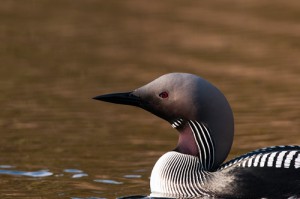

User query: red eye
[159,91,169,99]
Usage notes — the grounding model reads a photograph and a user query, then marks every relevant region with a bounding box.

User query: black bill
[93,92,141,107]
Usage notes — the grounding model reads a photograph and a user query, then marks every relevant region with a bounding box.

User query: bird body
[94,73,300,198]
[151,145,300,198]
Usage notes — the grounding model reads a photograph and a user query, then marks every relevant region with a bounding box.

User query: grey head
[94,73,234,168]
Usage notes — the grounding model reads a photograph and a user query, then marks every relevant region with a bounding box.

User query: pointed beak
[93,92,142,107]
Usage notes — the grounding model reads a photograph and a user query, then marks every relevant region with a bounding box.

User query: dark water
[1,1,300,198]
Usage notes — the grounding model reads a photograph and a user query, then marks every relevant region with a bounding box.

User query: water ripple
[72,173,88,178]
[63,168,88,178]
[0,169,53,177]
[0,165,15,169]
[123,174,142,179]
[63,169,84,173]
[71,197,107,199]
[94,179,123,185]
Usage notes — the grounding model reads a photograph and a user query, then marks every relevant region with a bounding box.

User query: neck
[174,123,199,157]
[188,120,215,170]
[173,120,216,171]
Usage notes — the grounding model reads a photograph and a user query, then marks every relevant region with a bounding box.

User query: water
[1,1,300,198]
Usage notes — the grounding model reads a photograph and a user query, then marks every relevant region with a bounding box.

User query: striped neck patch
[171,118,184,129]
[188,120,215,171]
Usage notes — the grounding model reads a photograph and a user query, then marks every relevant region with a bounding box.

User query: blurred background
[0,0,299,198]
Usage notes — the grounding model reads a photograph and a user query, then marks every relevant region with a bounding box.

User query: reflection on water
[0,166,91,179]
[0,165,15,169]
[123,175,142,179]
[94,179,123,185]
[1,0,300,198]
[0,168,53,178]
[64,169,89,178]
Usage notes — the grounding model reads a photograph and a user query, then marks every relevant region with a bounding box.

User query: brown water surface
[0,1,300,198]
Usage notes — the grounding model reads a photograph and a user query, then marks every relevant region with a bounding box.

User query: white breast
[150,151,209,198]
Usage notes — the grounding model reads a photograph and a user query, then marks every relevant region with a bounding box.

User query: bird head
[94,73,234,168]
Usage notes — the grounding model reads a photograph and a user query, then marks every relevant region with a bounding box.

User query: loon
[94,73,300,198]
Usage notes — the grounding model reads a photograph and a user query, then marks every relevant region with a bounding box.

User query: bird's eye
[159,91,169,99]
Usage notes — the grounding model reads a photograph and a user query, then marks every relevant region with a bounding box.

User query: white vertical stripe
[196,123,209,170]
[185,156,195,196]
[276,151,287,168]
[181,156,191,196]
[197,123,209,169]
[259,153,269,167]
[200,123,215,169]
[188,120,215,171]
[189,121,203,163]
[242,158,248,167]
[247,157,253,167]
[175,155,185,195]
[267,152,277,167]
[284,151,297,168]
[253,154,262,167]
[294,153,300,169]
[163,152,174,194]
